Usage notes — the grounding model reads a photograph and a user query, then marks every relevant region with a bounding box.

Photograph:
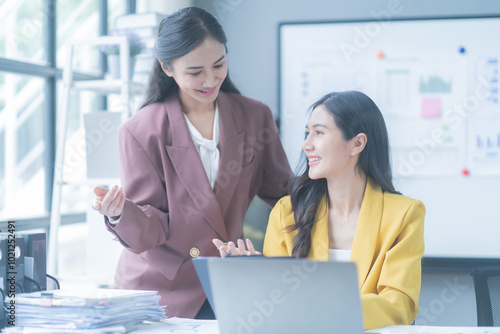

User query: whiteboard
[279,17,500,258]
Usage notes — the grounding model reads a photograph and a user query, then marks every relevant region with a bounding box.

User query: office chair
[472,266,500,326]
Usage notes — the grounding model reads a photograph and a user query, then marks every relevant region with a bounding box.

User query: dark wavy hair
[141,7,240,109]
[288,91,399,258]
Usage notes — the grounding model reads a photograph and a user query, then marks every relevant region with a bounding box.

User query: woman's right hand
[212,238,262,258]
[92,185,126,219]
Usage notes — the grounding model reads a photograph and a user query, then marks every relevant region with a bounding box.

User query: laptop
[193,256,364,334]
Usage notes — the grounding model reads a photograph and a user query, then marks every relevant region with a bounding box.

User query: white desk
[131,318,500,334]
[130,318,219,333]
[366,326,500,333]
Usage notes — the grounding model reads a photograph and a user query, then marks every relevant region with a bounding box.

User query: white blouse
[109,106,220,225]
[183,105,220,190]
[328,249,352,262]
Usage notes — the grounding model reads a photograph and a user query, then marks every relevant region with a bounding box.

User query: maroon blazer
[105,90,292,318]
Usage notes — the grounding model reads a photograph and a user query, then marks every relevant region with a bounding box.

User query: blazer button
[190,247,200,258]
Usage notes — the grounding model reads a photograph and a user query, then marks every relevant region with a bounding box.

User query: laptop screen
[193,256,364,334]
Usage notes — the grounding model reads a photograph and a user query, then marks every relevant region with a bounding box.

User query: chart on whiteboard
[280,19,500,177]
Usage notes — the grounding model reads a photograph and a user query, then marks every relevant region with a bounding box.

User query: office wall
[193,0,500,326]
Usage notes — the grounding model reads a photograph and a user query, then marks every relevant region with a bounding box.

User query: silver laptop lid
[198,257,364,334]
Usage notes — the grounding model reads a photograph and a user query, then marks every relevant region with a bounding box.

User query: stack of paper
[3,288,166,333]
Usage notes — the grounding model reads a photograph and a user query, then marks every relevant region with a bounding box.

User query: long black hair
[141,7,240,109]
[288,91,399,258]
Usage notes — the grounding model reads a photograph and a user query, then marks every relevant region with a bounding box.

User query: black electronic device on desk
[0,225,48,329]
[19,232,47,292]
[0,237,7,329]
[0,236,7,292]
[0,230,47,294]
[0,233,24,294]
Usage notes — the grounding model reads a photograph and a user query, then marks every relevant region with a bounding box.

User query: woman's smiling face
[161,37,228,107]
[302,104,359,181]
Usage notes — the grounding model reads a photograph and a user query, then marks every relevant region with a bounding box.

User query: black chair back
[472,266,500,326]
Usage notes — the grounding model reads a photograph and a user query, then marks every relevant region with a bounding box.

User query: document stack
[3,288,166,333]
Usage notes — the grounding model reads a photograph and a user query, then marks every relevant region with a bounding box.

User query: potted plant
[99,29,145,79]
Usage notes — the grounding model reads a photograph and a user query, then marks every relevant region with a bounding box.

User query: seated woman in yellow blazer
[213,90,425,330]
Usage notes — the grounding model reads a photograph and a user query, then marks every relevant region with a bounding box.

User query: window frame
[0,0,136,231]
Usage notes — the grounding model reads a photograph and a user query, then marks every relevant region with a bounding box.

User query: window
[0,72,46,219]
[0,0,137,280]
[108,0,127,31]
[0,0,45,64]
[0,0,133,224]
[57,0,100,72]
[55,0,128,215]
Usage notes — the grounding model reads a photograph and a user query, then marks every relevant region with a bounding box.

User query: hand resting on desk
[212,238,262,258]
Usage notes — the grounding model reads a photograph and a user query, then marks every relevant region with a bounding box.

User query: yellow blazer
[263,178,425,330]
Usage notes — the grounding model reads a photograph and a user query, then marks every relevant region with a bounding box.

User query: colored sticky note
[421,98,442,118]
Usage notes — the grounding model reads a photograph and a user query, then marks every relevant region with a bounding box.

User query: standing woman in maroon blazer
[91,7,291,319]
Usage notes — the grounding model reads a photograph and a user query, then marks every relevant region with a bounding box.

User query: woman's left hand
[212,238,262,258]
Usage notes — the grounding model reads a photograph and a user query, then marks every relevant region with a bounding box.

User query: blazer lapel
[163,94,229,241]
[214,92,244,217]
[351,178,383,289]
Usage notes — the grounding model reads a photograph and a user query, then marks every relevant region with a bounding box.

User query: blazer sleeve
[256,106,292,207]
[104,124,169,254]
[361,200,425,329]
[263,198,293,257]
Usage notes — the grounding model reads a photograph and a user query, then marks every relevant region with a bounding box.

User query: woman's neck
[326,171,367,218]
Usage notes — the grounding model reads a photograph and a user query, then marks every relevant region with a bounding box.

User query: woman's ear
[159,60,173,77]
[351,133,367,156]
